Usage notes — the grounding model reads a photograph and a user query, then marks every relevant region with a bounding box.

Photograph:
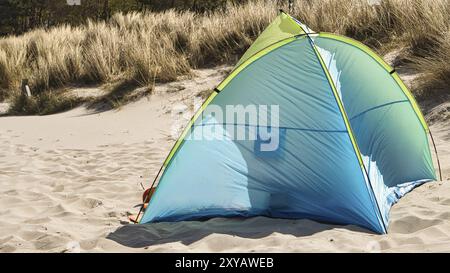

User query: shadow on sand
[106,216,369,249]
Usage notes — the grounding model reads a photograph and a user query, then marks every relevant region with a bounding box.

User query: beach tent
[140,11,437,233]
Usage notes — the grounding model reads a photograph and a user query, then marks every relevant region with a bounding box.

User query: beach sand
[0,66,449,253]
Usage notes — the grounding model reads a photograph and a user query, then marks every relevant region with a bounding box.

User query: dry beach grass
[1,0,450,114]
[0,1,272,113]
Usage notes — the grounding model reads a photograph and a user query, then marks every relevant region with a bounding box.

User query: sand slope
[0,66,449,253]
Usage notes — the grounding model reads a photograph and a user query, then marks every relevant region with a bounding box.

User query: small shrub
[8,93,84,115]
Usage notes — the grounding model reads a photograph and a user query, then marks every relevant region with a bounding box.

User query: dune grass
[0,0,449,114]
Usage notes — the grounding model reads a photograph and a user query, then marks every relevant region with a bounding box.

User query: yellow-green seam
[165,36,303,168]
[217,37,297,91]
[312,41,387,233]
[319,32,428,132]
[163,91,218,166]
[311,44,365,167]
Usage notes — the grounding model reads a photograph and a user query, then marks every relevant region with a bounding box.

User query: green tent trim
[137,11,437,234]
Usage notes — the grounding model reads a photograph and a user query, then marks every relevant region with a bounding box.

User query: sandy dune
[0,66,449,253]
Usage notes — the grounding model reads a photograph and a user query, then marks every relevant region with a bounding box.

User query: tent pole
[305,31,388,233]
[134,164,165,223]
[134,89,221,223]
[429,129,443,181]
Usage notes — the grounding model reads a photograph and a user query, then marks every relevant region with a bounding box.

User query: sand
[0,66,449,253]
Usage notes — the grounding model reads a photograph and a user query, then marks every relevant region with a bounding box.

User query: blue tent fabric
[140,14,436,234]
[141,37,386,233]
[313,36,436,225]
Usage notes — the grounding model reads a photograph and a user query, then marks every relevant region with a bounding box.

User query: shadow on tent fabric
[106,217,370,249]
[107,125,376,249]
